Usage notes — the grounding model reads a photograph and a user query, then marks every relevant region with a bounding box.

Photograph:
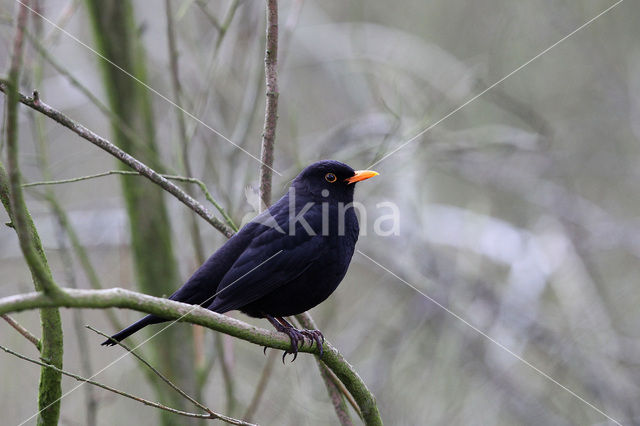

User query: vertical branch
[296,312,359,425]
[259,0,279,211]
[318,362,355,426]
[164,0,206,264]
[2,2,64,424]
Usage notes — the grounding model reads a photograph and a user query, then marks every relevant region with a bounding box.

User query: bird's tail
[101,314,166,346]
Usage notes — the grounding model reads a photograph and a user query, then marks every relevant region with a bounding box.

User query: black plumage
[102,160,378,359]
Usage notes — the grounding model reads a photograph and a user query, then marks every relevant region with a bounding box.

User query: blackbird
[102,160,378,360]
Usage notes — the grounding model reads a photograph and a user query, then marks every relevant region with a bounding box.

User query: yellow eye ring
[325,173,337,183]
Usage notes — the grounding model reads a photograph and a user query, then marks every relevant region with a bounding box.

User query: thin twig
[0,344,254,425]
[1,314,41,350]
[165,0,208,263]
[296,312,363,420]
[41,191,124,330]
[318,362,355,426]
[24,30,146,156]
[22,170,238,231]
[0,82,236,238]
[86,326,213,416]
[258,0,279,210]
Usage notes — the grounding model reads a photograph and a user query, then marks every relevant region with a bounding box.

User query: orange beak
[345,170,379,184]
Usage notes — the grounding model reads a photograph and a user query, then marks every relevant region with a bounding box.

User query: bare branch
[297,312,363,422]
[22,170,238,231]
[87,326,214,416]
[0,345,254,425]
[0,82,235,239]
[1,314,41,351]
[258,0,279,211]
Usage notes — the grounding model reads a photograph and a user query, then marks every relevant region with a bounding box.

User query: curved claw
[266,315,326,361]
[300,329,324,357]
[280,327,306,363]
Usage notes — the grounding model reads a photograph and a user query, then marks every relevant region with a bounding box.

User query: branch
[0,288,383,425]
[87,326,213,417]
[258,0,279,210]
[0,82,235,239]
[1,314,41,350]
[297,312,362,422]
[0,345,254,425]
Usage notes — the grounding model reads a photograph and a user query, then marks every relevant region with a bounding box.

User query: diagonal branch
[0,82,235,239]
[22,170,238,231]
[0,344,254,425]
[87,326,213,416]
[1,314,41,351]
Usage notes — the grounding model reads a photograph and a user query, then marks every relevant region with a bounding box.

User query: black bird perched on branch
[102,160,378,360]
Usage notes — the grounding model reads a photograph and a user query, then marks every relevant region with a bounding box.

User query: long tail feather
[101,315,165,346]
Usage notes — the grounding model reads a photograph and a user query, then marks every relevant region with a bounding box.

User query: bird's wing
[206,223,326,314]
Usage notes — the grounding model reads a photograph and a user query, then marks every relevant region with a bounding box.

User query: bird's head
[292,160,379,202]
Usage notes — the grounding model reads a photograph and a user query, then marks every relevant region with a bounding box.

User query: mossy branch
[0,288,383,425]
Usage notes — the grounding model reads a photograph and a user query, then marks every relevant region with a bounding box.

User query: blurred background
[1,0,638,424]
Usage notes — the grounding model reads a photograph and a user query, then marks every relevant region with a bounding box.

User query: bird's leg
[275,317,307,348]
[265,315,305,362]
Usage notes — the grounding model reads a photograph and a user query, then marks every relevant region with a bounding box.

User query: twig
[24,29,148,157]
[86,326,213,415]
[165,0,208,264]
[0,345,254,425]
[22,170,237,231]
[195,0,221,30]
[258,0,279,210]
[318,362,355,426]
[42,191,124,330]
[0,288,383,425]
[296,312,362,420]
[0,82,235,239]
[1,314,41,350]
[243,349,277,422]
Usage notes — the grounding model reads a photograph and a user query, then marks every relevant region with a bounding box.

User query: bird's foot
[276,325,306,363]
[301,329,324,358]
[265,315,325,361]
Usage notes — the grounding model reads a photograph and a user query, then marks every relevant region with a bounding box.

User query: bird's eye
[325,173,337,183]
